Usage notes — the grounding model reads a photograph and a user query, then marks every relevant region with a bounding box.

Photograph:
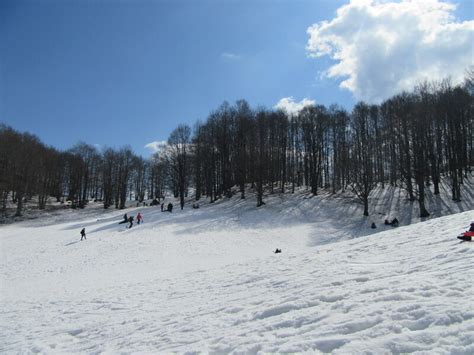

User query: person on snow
[167,202,173,212]
[458,222,474,241]
[161,203,164,212]
[119,213,128,224]
[128,216,134,228]
[80,228,86,241]
[137,212,143,225]
[390,218,399,227]
[469,221,474,232]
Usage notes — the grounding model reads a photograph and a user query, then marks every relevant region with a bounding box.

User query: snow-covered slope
[1,191,473,353]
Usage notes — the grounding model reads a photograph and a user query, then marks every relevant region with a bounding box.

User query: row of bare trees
[1,76,472,218]
[156,77,473,217]
[0,127,168,216]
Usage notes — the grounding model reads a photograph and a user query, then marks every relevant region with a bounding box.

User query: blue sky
[1,0,473,156]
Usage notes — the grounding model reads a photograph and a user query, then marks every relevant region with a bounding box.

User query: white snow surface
[1,188,474,354]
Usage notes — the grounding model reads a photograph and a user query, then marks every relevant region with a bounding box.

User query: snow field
[1,188,473,353]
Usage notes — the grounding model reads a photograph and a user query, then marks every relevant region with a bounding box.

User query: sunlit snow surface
[1,189,473,353]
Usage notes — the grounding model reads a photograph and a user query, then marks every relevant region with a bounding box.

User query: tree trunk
[417,181,430,217]
[363,196,369,216]
[15,191,24,217]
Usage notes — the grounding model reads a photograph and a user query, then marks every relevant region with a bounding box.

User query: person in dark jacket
[167,203,173,212]
[469,221,474,232]
[119,213,128,224]
[128,216,134,228]
[80,228,86,241]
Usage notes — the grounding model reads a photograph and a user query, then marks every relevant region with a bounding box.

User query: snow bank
[0,188,473,353]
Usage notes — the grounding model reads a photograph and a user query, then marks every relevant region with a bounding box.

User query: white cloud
[221,52,241,60]
[307,0,474,103]
[274,97,315,115]
[144,140,167,154]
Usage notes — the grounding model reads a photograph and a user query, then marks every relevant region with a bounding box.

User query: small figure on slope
[128,216,134,229]
[274,248,282,254]
[385,218,399,227]
[458,221,474,241]
[80,228,86,241]
[137,212,143,225]
[167,203,173,213]
[119,213,128,224]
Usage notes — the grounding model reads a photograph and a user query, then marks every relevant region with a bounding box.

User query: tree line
[160,76,473,216]
[0,130,167,216]
[1,75,472,218]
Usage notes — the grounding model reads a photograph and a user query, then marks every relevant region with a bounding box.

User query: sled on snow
[457,231,474,242]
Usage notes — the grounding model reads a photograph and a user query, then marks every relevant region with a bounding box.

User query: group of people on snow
[371,217,399,229]
[78,192,184,241]
[384,218,399,227]
[80,200,178,240]
[118,212,143,228]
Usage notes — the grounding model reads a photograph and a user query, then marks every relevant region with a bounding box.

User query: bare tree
[349,102,377,216]
[167,124,191,210]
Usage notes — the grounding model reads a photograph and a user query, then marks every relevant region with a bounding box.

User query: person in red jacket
[137,212,143,225]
